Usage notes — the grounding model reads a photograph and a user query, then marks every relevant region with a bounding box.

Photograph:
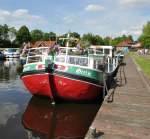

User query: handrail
[25,46,119,73]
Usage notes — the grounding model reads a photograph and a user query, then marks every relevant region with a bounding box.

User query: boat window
[55,56,65,63]
[95,48,103,54]
[104,49,110,55]
[8,48,17,52]
[27,56,42,63]
[28,48,49,56]
[68,56,88,66]
[42,48,48,54]
[59,48,66,54]
[93,58,105,70]
[28,49,38,56]
[88,49,94,54]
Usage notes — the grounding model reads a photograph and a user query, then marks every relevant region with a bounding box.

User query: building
[131,42,142,50]
[116,39,133,52]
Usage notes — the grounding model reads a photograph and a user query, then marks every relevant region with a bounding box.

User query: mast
[65,32,70,63]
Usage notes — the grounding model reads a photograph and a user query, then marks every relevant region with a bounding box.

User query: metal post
[103,72,106,99]
[108,57,110,73]
[65,33,70,63]
[113,58,115,70]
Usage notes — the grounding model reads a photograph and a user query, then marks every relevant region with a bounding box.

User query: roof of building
[116,39,133,47]
[90,45,114,49]
[30,41,56,48]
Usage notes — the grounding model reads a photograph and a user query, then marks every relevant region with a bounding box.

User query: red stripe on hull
[21,73,53,98]
[51,74,103,101]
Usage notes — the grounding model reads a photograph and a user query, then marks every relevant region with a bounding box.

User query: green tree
[48,32,56,41]
[110,34,133,46]
[93,35,104,45]
[81,33,104,46]
[139,21,150,49]
[43,33,50,41]
[16,25,31,45]
[43,32,56,41]
[70,32,80,39]
[82,33,93,45]
[0,24,9,40]
[58,32,79,47]
[128,35,133,42]
[31,29,43,42]
[103,37,111,45]
[0,24,11,48]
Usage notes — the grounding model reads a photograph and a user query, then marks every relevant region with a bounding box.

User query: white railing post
[108,57,110,73]
[116,56,118,67]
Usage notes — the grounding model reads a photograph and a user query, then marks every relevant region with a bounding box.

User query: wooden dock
[85,55,150,139]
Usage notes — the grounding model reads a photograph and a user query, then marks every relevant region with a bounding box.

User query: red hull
[51,74,103,101]
[21,72,103,101]
[21,73,53,98]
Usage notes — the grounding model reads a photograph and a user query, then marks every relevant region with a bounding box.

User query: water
[0,59,101,139]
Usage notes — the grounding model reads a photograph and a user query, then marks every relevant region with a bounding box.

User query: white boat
[3,48,20,58]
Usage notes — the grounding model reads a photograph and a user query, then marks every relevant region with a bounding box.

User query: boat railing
[55,53,106,71]
[25,46,119,73]
[26,55,44,63]
[106,55,119,73]
[26,47,50,64]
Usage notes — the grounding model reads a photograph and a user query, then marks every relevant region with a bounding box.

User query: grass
[129,52,150,79]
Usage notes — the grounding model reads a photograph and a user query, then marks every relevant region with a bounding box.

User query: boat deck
[85,55,150,139]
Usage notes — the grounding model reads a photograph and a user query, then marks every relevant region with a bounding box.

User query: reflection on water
[0,58,31,139]
[0,59,24,91]
[0,58,20,81]
[22,97,100,139]
[0,58,101,139]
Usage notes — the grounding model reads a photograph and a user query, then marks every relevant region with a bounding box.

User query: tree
[103,37,111,45]
[43,33,50,41]
[48,32,56,41]
[58,32,79,47]
[93,35,104,45]
[110,34,133,46]
[31,29,43,42]
[70,32,80,39]
[128,35,133,42]
[81,33,104,46]
[82,33,93,45]
[16,25,31,45]
[0,24,9,40]
[42,32,56,41]
[0,24,11,48]
[139,21,150,49]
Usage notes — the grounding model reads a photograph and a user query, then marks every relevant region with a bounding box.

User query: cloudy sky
[0,0,150,39]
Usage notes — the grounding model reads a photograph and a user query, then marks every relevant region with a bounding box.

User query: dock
[85,55,150,139]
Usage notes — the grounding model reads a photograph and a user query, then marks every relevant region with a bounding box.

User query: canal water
[0,58,101,139]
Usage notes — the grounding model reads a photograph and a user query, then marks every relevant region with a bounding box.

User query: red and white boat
[21,35,120,102]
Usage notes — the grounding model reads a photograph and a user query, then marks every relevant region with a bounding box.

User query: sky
[0,0,150,39]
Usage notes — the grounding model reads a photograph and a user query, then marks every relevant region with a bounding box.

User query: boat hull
[21,70,103,102]
[50,72,103,102]
[21,71,53,98]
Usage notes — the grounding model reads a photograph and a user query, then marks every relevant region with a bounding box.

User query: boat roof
[90,45,114,49]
